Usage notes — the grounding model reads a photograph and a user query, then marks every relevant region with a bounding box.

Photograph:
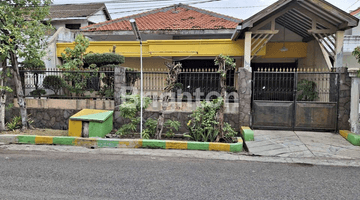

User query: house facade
[19,0,357,131]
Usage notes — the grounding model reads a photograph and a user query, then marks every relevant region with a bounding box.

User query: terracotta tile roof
[49,3,110,20]
[81,4,242,32]
[351,7,360,17]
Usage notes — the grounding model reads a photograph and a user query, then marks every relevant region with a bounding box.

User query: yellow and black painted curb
[0,135,243,152]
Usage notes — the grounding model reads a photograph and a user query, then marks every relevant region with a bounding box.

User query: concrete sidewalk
[246,130,360,160]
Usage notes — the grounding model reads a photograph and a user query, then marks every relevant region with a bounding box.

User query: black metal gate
[252,69,339,131]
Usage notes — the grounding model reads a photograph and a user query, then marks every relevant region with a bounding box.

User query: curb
[0,135,243,153]
[339,130,360,146]
[240,126,254,141]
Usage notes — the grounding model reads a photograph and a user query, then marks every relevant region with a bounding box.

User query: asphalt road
[0,150,359,200]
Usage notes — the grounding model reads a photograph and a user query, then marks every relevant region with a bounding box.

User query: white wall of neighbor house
[87,10,108,24]
[348,24,360,35]
[44,27,76,70]
[343,35,360,68]
[343,52,360,68]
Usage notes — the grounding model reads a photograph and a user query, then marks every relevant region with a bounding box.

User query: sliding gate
[252,69,339,131]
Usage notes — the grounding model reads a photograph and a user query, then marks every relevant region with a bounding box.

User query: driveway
[246,130,360,159]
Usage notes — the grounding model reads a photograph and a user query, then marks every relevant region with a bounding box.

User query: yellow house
[55,1,358,131]
[57,3,309,71]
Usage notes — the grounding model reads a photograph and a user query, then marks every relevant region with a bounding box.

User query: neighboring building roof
[81,3,242,32]
[350,7,360,17]
[49,3,111,20]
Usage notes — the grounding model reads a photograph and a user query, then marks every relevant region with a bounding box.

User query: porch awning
[232,0,359,41]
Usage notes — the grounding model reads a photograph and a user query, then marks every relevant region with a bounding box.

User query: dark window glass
[65,24,81,30]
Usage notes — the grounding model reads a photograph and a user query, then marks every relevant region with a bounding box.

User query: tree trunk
[0,61,6,131]
[156,94,170,139]
[216,76,226,141]
[0,80,5,131]
[10,51,28,130]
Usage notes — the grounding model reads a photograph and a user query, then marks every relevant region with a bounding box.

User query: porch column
[334,31,345,69]
[243,32,252,72]
[348,68,360,134]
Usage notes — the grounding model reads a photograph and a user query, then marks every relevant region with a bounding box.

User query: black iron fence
[20,68,114,99]
[252,68,340,131]
[20,67,239,101]
[129,68,238,101]
[253,68,337,102]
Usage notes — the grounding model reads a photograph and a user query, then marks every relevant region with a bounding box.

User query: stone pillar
[348,68,360,134]
[338,68,351,131]
[114,66,126,109]
[238,67,252,127]
[114,66,127,128]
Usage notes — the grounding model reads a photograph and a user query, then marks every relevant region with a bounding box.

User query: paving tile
[248,143,288,153]
[257,148,294,156]
[248,130,360,161]
[245,140,277,148]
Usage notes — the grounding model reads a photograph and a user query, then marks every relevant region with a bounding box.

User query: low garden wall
[8,99,240,133]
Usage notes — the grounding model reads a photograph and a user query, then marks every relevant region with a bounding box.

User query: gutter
[231,25,242,41]
[47,17,87,21]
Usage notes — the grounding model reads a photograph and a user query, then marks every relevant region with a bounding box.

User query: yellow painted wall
[261,42,308,59]
[57,39,265,58]
[123,57,169,70]
[56,40,308,60]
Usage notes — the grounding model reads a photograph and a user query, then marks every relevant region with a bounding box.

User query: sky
[52,0,360,20]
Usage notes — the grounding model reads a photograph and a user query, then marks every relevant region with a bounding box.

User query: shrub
[30,89,46,97]
[57,35,99,97]
[6,115,34,131]
[6,116,22,131]
[165,120,181,136]
[84,53,125,67]
[23,58,46,70]
[43,75,64,95]
[186,99,221,142]
[116,94,152,138]
[142,118,158,139]
[186,98,236,142]
[297,79,318,101]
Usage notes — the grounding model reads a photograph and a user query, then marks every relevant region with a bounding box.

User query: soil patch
[0,129,67,136]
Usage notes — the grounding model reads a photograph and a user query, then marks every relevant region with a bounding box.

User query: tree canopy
[0,0,52,65]
[0,0,52,129]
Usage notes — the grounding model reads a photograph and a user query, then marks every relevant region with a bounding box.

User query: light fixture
[130,18,144,138]
[130,19,141,42]
[280,25,288,52]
